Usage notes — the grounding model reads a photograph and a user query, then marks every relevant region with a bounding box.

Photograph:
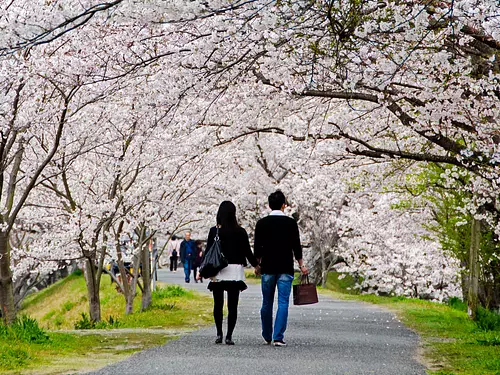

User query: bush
[74,313,121,329]
[74,313,94,329]
[448,297,467,312]
[72,268,83,276]
[0,316,49,344]
[476,307,500,331]
[103,315,121,328]
[476,335,500,346]
[62,301,76,312]
[153,285,189,299]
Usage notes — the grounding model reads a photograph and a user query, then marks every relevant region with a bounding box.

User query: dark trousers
[213,289,240,339]
[192,266,203,283]
[169,256,178,271]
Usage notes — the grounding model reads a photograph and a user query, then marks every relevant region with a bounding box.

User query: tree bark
[0,231,15,324]
[468,218,480,320]
[141,242,152,311]
[320,245,328,288]
[125,294,134,315]
[151,238,158,292]
[84,257,101,322]
[125,251,142,315]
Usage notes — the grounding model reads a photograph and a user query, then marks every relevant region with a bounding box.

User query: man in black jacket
[254,190,308,347]
[180,232,196,283]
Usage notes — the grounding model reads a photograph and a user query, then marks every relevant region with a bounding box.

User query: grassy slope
[1,273,213,374]
[323,273,500,375]
[21,272,213,330]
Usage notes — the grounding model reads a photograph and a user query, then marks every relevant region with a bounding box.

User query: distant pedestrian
[180,232,196,283]
[167,235,180,272]
[199,201,260,345]
[192,240,204,283]
[254,190,308,347]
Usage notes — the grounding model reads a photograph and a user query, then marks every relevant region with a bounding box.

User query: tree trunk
[125,293,135,315]
[320,245,327,289]
[468,218,480,320]
[141,243,152,311]
[151,238,158,292]
[95,227,110,296]
[0,232,15,324]
[151,254,157,292]
[125,253,142,315]
[84,257,101,322]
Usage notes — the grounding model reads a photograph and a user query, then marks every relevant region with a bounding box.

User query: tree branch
[1,1,124,55]
[7,91,71,232]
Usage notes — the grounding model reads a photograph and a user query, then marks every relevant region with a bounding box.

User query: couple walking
[200,190,308,346]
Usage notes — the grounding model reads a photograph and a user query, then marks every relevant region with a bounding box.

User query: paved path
[87,269,426,375]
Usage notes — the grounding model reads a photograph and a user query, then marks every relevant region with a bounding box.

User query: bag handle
[300,274,310,285]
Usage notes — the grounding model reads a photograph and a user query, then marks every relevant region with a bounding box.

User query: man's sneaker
[263,339,271,345]
[273,340,287,347]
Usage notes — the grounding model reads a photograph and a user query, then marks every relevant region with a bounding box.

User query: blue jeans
[183,259,193,282]
[261,273,294,342]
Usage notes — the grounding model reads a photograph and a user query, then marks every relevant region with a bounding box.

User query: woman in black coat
[199,201,260,345]
[192,240,204,283]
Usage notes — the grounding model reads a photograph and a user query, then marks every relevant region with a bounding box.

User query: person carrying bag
[197,201,260,345]
[253,190,309,347]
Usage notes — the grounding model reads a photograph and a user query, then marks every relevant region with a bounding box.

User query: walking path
[87,269,426,375]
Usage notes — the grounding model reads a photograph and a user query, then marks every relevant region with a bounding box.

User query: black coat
[205,226,259,267]
[193,249,203,268]
[254,215,302,275]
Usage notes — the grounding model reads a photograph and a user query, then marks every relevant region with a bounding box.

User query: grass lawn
[322,272,500,375]
[0,330,171,375]
[1,271,213,374]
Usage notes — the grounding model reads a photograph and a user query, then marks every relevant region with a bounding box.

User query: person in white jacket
[166,235,180,272]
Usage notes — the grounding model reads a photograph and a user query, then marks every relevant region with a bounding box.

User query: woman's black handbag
[293,274,319,305]
[199,229,228,278]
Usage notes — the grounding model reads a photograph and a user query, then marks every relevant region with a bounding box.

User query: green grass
[0,330,171,374]
[244,269,261,283]
[322,272,500,375]
[0,272,213,374]
[324,271,360,294]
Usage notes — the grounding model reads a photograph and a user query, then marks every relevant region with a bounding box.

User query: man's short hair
[268,190,286,210]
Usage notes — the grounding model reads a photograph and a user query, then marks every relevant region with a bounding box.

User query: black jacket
[254,214,302,275]
[193,248,203,268]
[205,226,258,267]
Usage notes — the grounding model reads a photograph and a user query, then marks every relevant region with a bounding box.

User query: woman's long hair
[216,201,239,230]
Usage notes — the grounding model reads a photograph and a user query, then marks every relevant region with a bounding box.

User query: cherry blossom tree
[0,53,95,323]
[2,0,497,322]
[177,0,497,306]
